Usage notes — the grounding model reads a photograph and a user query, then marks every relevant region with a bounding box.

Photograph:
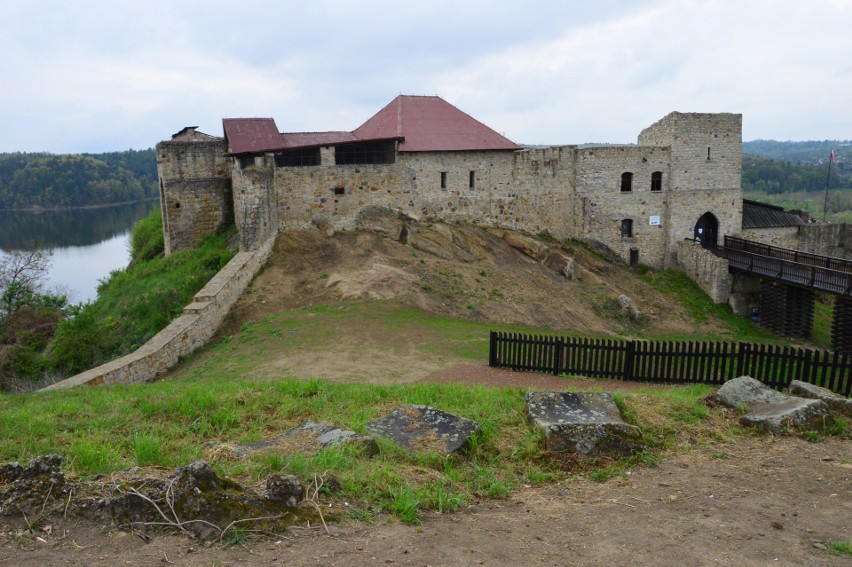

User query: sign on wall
[649,215,661,226]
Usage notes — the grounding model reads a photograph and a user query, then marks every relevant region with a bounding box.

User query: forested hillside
[0,149,157,209]
[742,140,850,194]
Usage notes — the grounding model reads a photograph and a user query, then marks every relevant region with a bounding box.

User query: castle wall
[641,113,743,266]
[156,111,744,273]
[740,226,800,249]
[574,145,671,268]
[233,154,278,250]
[156,139,232,254]
[44,235,276,389]
[796,222,852,259]
[676,240,733,304]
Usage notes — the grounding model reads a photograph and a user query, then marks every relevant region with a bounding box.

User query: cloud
[0,0,850,152]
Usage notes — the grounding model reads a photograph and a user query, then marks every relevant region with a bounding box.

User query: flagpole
[823,149,833,222]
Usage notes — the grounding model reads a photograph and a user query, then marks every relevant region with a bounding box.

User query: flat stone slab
[366,405,481,455]
[708,376,833,434]
[208,421,377,458]
[525,392,643,457]
[789,380,852,418]
[740,398,831,434]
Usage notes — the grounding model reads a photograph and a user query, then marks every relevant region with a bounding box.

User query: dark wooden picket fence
[488,331,852,397]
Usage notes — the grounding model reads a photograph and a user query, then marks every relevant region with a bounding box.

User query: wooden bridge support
[758,281,814,339]
[831,297,852,354]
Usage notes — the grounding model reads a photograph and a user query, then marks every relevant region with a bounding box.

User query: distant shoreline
[0,197,158,213]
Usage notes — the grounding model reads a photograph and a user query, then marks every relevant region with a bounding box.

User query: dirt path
[2,437,849,566]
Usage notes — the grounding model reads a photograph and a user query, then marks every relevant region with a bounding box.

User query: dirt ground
[2,225,849,565]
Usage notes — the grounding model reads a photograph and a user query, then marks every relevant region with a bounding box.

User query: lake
[0,201,157,303]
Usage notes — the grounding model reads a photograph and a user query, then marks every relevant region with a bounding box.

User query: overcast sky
[1,0,850,153]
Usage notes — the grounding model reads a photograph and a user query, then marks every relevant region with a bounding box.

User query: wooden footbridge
[719,236,852,353]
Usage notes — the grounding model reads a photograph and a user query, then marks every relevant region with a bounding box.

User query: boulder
[708,376,789,408]
[617,294,642,321]
[502,232,549,261]
[545,251,576,280]
[708,376,833,434]
[525,392,644,457]
[265,474,305,507]
[366,405,481,455]
[789,380,852,418]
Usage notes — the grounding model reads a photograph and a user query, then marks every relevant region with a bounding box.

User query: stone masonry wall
[574,145,670,268]
[740,226,800,250]
[158,112,743,271]
[641,113,743,266]
[233,155,278,251]
[796,223,852,259]
[676,240,733,304]
[43,235,276,390]
[156,140,232,254]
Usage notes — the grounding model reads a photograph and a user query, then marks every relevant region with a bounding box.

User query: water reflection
[0,200,157,251]
[0,201,157,303]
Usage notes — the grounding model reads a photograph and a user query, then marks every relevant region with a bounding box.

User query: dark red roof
[353,95,520,152]
[280,131,359,148]
[222,118,284,154]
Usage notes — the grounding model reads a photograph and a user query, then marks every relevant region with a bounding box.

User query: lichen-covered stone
[707,376,789,408]
[707,376,834,434]
[366,405,481,455]
[525,392,644,457]
[789,380,852,418]
[265,474,305,507]
[0,454,66,515]
[740,399,832,434]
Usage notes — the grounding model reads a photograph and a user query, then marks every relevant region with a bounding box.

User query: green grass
[0,373,747,524]
[828,539,852,556]
[639,270,776,342]
[48,228,236,374]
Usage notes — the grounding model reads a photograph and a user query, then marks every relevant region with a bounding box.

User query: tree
[0,248,52,318]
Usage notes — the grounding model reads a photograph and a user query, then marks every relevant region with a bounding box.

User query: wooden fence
[488,331,852,397]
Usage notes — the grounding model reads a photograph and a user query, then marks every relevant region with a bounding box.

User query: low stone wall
[676,240,732,304]
[44,235,276,390]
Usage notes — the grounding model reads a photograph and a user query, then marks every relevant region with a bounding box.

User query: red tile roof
[222,118,284,154]
[353,95,520,152]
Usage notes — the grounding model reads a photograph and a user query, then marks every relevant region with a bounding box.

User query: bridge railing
[725,247,852,296]
[724,235,852,274]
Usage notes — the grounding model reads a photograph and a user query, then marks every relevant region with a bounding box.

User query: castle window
[440,172,447,189]
[469,171,475,189]
[620,172,633,192]
[334,140,395,165]
[275,148,320,167]
[651,171,662,192]
[333,186,345,196]
[621,219,633,239]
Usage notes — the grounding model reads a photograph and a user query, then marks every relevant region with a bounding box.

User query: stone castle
[156,95,743,270]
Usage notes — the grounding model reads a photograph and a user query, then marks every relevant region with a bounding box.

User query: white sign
[649,215,661,226]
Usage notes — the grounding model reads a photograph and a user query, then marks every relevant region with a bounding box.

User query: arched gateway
[694,212,719,248]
